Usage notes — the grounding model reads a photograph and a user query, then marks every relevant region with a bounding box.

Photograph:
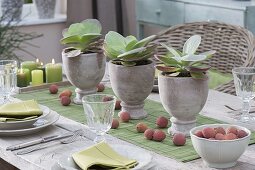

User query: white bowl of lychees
[190,124,250,169]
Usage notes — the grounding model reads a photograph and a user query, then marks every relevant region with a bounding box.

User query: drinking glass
[82,94,116,143]
[232,67,255,122]
[0,60,17,104]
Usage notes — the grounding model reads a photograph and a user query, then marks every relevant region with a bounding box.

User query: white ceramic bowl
[190,124,251,169]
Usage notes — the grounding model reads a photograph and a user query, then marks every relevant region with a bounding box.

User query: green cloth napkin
[72,142,138,170]
[0,116,38,122]
[0,100,43,117]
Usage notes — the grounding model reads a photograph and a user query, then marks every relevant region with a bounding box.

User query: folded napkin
[72,142,138,170]
[0,116,38,122]
[0,100,43,117]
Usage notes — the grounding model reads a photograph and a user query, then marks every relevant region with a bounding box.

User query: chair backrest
[153,22,255,74]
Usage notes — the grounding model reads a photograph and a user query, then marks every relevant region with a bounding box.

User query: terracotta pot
[108,60,155,119]
[158,73,209,136]
[62,48,106,104]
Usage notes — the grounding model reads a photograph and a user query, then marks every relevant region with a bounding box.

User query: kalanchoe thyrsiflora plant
[104,31,157,66]
[156,35,216,79]
[60,19,102,55]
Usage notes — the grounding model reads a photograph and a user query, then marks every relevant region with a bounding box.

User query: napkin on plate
[72,141,138,170]
[0,100,43,118]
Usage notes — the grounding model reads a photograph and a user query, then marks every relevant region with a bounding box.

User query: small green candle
[31,70,43,86]
[21,61,37,82]
[37,62,46,83]
[17,69,27,87]
[22,68,30,85]
[45,59,62,83]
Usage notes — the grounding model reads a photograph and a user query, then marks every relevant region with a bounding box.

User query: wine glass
[232,67,255,122]
[82,94,116,143]
[0,60,17,104]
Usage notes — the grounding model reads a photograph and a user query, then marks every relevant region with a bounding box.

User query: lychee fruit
[144,129,154,140]
[153,130,166,142]
[214,127,226,135]
[215,133,225,140]
[119,111,131,122]
[59,89,72,98]
[115,100,121,110]
[194,130,204,138]
[156,116,168,128]
[225,133,237,140]
[97,83,105,92]
[111,119,119,129]
[237,130,248,138]
[49,84,58,94]
[61,96,71,106]
[226,126,238,135]
[172,133,186,146]
[202,127,216,139]
[136,122,148,133]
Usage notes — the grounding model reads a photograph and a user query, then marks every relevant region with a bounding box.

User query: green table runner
[16,86,255,162]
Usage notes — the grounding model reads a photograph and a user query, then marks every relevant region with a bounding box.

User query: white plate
[0,105,50,130]
[0,110,59,136]
[54,144,153,170]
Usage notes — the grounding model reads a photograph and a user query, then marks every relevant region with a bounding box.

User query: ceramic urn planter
[62,48,106,104]
[158,73,209,136]
[109,60,155,119]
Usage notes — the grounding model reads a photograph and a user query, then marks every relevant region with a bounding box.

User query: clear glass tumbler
[232,67,255,122]
[82,94,116,143]
[0,60,17,104]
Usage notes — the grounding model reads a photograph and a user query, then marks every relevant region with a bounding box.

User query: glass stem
[241,100,250,121]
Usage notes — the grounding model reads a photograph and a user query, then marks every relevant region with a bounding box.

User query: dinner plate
[0,105,50,130]
[53,144,153,170]
[0,110,59,136]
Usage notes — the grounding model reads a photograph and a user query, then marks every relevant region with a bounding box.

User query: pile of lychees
[49,84,72,106]
[111,112,187,146]
[194,126,248,140]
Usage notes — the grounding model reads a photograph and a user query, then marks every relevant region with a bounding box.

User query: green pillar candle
[17,69,27,87]
[21,61,37,82]
[31,70,43,86]
[22,68,30,85]
[37,62,46,83]
[45,59,62,83]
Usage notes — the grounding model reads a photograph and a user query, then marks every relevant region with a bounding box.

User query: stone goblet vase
[158,73,209,136]
[108,60,155,119]
[62,48,106,104]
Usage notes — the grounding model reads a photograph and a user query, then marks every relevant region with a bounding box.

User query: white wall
[16,22,66,64]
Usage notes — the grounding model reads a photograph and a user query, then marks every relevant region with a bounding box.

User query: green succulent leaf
[200,50,216,56]
[125,35,137,44]
[160,43,181,58]
[60,35,80,44]
[103,44,122,59]
[182,54,207,62]
[64,19,102,37]
[155,65,180,73]
[121,61,136,66]
[126,39,138,51]
[117,47,146,60]
[156,55,180,67]
[105,31,126,57]
[132,35,156,49]
[183,35,201,55]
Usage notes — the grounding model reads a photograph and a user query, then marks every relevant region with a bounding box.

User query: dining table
[0,81,255,170]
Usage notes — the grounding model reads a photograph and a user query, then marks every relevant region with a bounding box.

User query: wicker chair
[152,21,255,95]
